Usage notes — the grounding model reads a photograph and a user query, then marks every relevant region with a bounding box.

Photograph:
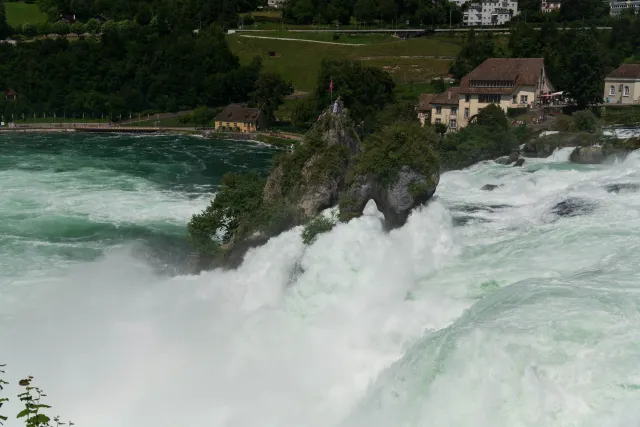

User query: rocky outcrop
[513,158,525,167]
[341,166,439,229]
[296,153,348,217]
[568,146,606,165]
[218,109,440,268]
[495,151,520,165]
[522,132,599,158]
[317,109,361,155]
[263,164,283,203]
[481,184,501,191]
[569,146,631,165]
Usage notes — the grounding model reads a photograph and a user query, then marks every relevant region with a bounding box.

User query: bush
[551,115,574,132]
[571,109,599,133]
[507,107,528,118]
[187,172,266,253]
[301,214,335,245]
[1,364,72,427]
[356,122,440,184]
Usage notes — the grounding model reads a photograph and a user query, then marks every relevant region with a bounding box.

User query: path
[239,35,364,46]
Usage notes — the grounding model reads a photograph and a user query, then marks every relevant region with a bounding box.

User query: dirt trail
[239,35,364,46]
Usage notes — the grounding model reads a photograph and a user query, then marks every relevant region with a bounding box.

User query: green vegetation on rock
[188,172,266,254]
[355,122,439,184]
[301,214,336,245]
[435,104,527,170]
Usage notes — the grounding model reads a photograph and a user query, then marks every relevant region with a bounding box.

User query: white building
[463,0,519,26]
[267,0,286,9]
[609,0,640,15]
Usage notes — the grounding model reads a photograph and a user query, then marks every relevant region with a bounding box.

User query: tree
[0,0,8,39]
[70,21,85,34]
[476,104,509,130]
[354,0,376,22]
[188,172,266,251]
[315,59,395,124]
[560,0,609,21]
[84,18,100,34]
[564,31,604,108]
[249,72,292,122]
[192,106,214,128]
[450,31,498,79]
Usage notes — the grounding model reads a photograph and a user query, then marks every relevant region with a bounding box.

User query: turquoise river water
[2,134,640,427]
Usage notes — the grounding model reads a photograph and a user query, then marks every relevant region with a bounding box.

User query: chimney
[447,89,451,100]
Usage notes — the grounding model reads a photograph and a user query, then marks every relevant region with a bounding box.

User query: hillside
[4,1,47,26]
[227,32,462,92]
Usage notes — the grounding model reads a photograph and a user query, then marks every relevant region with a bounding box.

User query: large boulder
[569,146,606,165]
[341,166,439,229]
[522,132,599,158]
[569,145,630,165]
[495,151,520,165]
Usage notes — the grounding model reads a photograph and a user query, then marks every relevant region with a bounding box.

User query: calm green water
[0,133,278,278]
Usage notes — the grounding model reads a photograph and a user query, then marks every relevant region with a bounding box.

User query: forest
[281,0,611,26]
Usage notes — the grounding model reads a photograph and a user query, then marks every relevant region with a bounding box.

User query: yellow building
[429,58,555,131]
[604,64,640,105]
[214,105,267,133]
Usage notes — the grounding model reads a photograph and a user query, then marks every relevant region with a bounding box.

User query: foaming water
[3,135,640,427]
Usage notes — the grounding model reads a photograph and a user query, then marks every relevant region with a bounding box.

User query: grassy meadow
[5,1,47,27]
[227,32,463,92]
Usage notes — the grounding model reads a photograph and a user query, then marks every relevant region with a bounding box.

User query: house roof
[431,87,460,106]
[418,93,436,111]
[606,64,640,80]
[460,58,545,94]
[6,89,17,96]
[214,105,262,122]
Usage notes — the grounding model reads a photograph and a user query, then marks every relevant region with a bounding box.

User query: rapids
[2,135,640,427]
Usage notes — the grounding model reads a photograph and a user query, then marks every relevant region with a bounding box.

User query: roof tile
[214,105,262,122]
[607,64,640,79]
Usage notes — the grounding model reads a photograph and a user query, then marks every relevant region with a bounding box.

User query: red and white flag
[329,79,334,94]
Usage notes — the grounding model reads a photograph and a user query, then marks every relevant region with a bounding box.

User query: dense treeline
[281,0,612,26]
[283,0,463,26]
[0,24,268,118]
[34,0,260,30]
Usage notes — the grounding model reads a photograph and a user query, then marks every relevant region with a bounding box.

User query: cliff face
[341,167,439,229]
[262,110,439,229]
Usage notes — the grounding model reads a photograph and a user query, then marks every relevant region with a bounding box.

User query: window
[610,85,615,96]
[450,119,457,129]
[520,95,528,104]
[435,118,441,124]
[624,86,630,97]
[512,95,517,104]
[465,95,470,102]
[436,106,442,114]
[479,94,501,103]
[464,107,470,118]
[451,107,458,114]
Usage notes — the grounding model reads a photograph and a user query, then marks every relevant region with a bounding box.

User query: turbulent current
[2,135,640,427]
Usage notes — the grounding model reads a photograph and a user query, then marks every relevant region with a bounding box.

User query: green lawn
[5,2,47,27]
[228,34,461,92]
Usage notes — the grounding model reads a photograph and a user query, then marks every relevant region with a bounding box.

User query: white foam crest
[0,201,462,427]
[547,146,577,162]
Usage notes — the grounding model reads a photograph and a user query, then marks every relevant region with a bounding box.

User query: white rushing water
[4,147,640,427]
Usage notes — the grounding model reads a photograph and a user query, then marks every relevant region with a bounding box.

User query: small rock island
[188,107,441,269]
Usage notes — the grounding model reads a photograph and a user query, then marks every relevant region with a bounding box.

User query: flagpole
[330,75,333,105]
